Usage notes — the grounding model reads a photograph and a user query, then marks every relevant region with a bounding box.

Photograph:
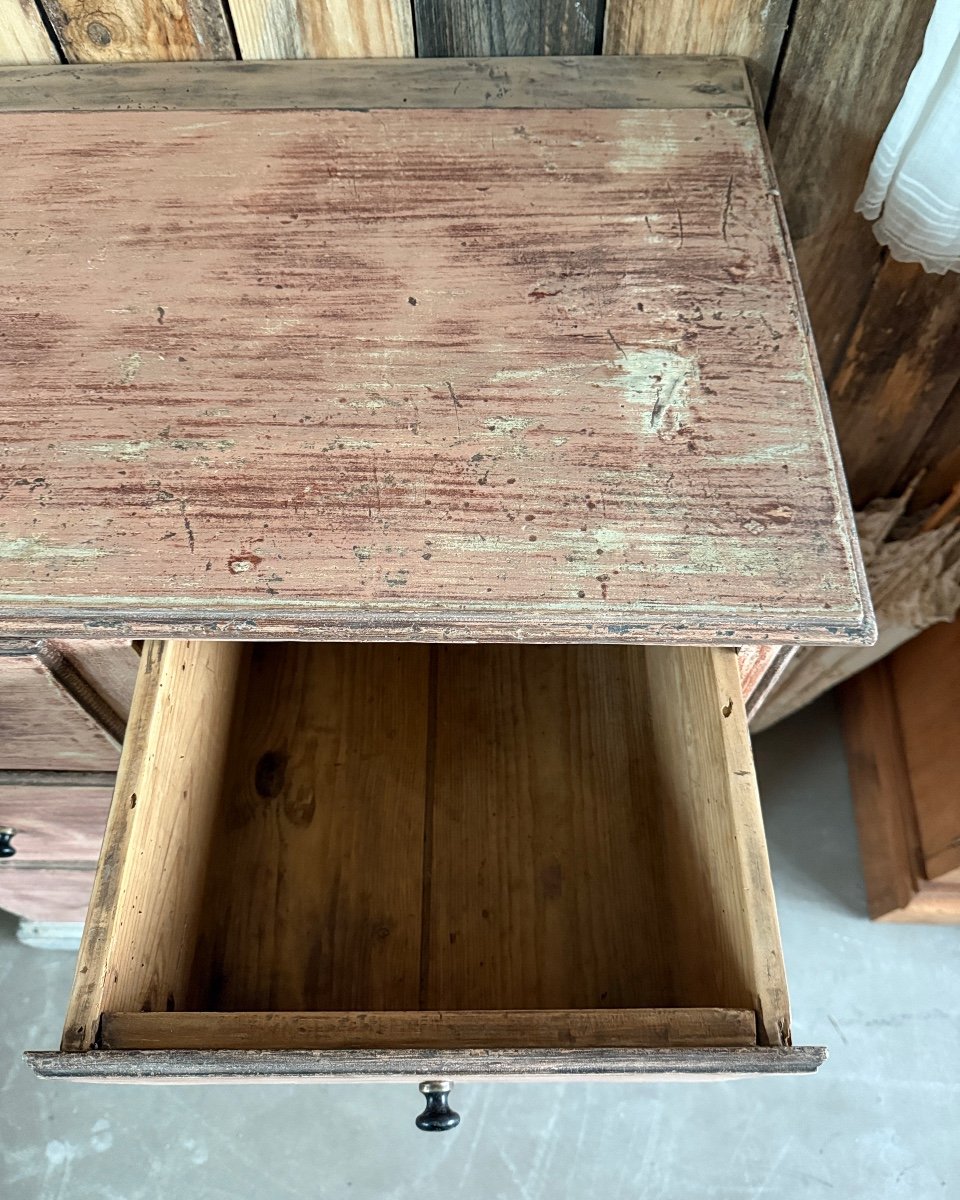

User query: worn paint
[0,105,870,643]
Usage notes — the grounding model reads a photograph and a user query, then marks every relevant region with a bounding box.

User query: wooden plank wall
[1,0,954,514]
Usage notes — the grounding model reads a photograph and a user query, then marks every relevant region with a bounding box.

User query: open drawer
[28,641,823,1084]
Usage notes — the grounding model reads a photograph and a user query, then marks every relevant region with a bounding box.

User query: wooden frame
[0,55,753,112]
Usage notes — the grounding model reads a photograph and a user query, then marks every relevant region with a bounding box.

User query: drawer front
[0,783,112,863]
[0,655,120,771]
[0,866,95,923]
[31,640,822,1082]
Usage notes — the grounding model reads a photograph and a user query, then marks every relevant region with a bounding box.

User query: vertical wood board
[413,0,599,56]
[230,0,414,59]
[0,0,59,63]
[602,0,791,101]
[38,0,235,62]
[830,260,960,507]
[766,0,933,384]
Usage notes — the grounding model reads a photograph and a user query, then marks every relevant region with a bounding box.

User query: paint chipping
[604,349,700,436]
[75,437,235,462]
[486,416,534,436]
[118,352,142,385]
[0,536,106,562]
[228,553,262,574]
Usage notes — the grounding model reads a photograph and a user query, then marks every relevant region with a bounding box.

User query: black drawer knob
[0,828,15,858]
[416,1080,460,1132]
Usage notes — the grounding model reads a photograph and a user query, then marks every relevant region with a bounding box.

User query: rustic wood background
[2,0,955,515]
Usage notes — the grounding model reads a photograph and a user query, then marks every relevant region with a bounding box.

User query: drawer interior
[58,641,791,1059]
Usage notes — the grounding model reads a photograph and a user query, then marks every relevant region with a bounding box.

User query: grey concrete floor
[1,695,958,1199]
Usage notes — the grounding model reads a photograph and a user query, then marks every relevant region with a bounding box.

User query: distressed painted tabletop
[0,60,871,643]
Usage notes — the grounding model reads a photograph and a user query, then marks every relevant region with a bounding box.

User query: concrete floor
[1,696,958,1199]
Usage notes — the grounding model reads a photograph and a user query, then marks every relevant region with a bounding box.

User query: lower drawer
[0,781,112,863]
[28,640,822,1084]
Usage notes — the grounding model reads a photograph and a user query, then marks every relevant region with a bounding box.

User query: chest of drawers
[0,56,871,1123]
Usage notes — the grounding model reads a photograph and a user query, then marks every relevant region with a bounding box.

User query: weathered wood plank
[766,0,933,383]
[830,260,960,507]
[0,93,869,644]
[413,0,598,56]
[38,0,235,62]
[0,0,59,63]
[898,379,960,512]
[230,0,413,59]
[27,1044,826,1081]
[602,0,791,102]
[99,1008,758,1050]
[0,56,752,111]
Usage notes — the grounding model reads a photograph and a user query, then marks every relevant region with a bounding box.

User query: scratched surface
[0,107,870,642]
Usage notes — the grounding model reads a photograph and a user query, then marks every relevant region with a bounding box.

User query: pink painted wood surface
[0,656,121,770]
[0,867,94,922]
[0,107,869,643]
[0,783,112,863]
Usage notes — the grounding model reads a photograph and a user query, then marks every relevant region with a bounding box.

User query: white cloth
[855,0,960,274]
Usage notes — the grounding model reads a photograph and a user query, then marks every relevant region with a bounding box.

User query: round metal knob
[0,828,16,859]
[415,1080,460,1132]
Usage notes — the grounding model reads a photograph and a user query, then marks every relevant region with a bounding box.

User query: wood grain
[642,647,790,1045]
[888,620,960,881]
[56,642,793,1075]
[0,56,753,111]
[830,261,960,507]
[0,93,869,644]
[231,0,413,59]
[45,639,139,721]
[100,1007,757,1050]
[0,655,119,770]
[61,640,243,1051]
[28,1044,826,1081]
[602,0,791,102]
[0,865,94,922]
[766,0,933,383]
[413,0,598,56]
[0,782,111,862]
[0,0,59,63]
[898,379,960,513]
[188,644,430,1012]
[38,0,235,62]
[427,646,674,1010]
[840,658,921,919]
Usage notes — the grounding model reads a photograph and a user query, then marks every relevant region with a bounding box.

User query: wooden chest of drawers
[0,56,870,1118]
